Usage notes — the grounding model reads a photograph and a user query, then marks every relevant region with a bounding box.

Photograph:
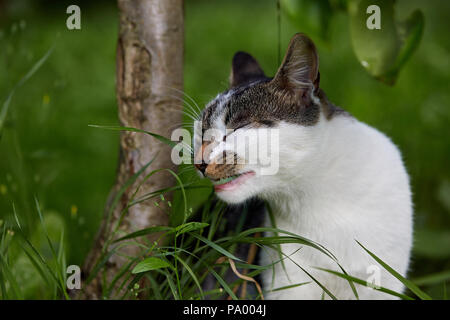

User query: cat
[193,33,413,300]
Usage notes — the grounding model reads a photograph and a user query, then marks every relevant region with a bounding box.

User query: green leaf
[386,9,424,83]
[132,257,172,274]
[348,0,424,85]
[281,0,333,43]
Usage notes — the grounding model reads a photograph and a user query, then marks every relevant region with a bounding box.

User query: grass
[0,201,68,299]
[0,0,449,299]
[0,141,447,300]
[3,125,447,300]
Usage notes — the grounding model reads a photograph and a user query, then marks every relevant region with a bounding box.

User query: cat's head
[194,33,336,204]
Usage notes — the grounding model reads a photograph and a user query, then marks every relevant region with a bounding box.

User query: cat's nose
[195,161,207,175]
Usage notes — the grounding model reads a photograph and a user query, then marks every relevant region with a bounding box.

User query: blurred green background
[0,0,449,298]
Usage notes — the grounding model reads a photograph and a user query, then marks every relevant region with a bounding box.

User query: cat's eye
[234,123,251,131]
[224,123,249,141]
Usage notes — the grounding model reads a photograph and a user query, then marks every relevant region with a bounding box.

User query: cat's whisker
[167,120,195,132]
[163,85,203,116]
[163,93,201,120]
[170,108,199,123]
[162,85,203,115]
[165,99,198,120]
[180,104,200,122]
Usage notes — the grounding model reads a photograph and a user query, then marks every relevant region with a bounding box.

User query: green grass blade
[270,281,311,292]
[173,254,205,300]
[104,157,156,239]
[234,227,337,261]
[412,270,450,286]
[0,46,53,137]
[207,267,238,300]
[315,267,413,300]
[146,273,163,300]
[190,232,242,262]
[292,264,336,300]
[13,203,64,294]
[0,253,23,299]
[356,240,432,300]
[113,226,174,243]
[33,197,69,299]
[158,269,180,300]
[266,203,291,283]
[0,269,7,299]
[88,125,177,148]
[19,243,52,287]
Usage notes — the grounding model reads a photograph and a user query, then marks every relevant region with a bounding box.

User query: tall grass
[66,126,447,300]
[0,110,448,300]
[0,200,68,299]
[0,57,447,298]
[1,153,449,299]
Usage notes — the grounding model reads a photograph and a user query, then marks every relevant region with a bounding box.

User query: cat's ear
[271,33,319,100]
[229,51,266,88]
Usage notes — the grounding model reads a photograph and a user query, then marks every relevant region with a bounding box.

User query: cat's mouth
[212,171,255,192]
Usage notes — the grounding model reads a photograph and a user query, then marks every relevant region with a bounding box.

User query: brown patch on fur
[204,152,245,180]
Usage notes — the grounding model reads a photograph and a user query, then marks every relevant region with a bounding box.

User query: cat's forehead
[202,81,274,129]
[201,80,323,129]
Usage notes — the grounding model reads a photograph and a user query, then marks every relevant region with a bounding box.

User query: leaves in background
[413,228,450,259]
[132,257,172,274]
[0,46,53,138]
[281,0,333,43]
[281,0,424,85]
[349,0,424,84]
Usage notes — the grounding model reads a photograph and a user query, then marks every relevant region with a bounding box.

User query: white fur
[213,111,413,300]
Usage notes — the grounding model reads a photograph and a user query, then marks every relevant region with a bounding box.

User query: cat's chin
[215,190,252,204]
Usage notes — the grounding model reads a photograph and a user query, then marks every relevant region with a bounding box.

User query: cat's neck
[262,114,375,232]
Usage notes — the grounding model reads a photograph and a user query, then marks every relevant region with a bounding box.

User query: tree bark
[81,0,184,299]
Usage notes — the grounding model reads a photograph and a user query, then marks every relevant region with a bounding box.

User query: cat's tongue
[214,171,255,192]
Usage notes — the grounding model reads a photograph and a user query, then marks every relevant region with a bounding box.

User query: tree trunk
[80,0,184,299]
